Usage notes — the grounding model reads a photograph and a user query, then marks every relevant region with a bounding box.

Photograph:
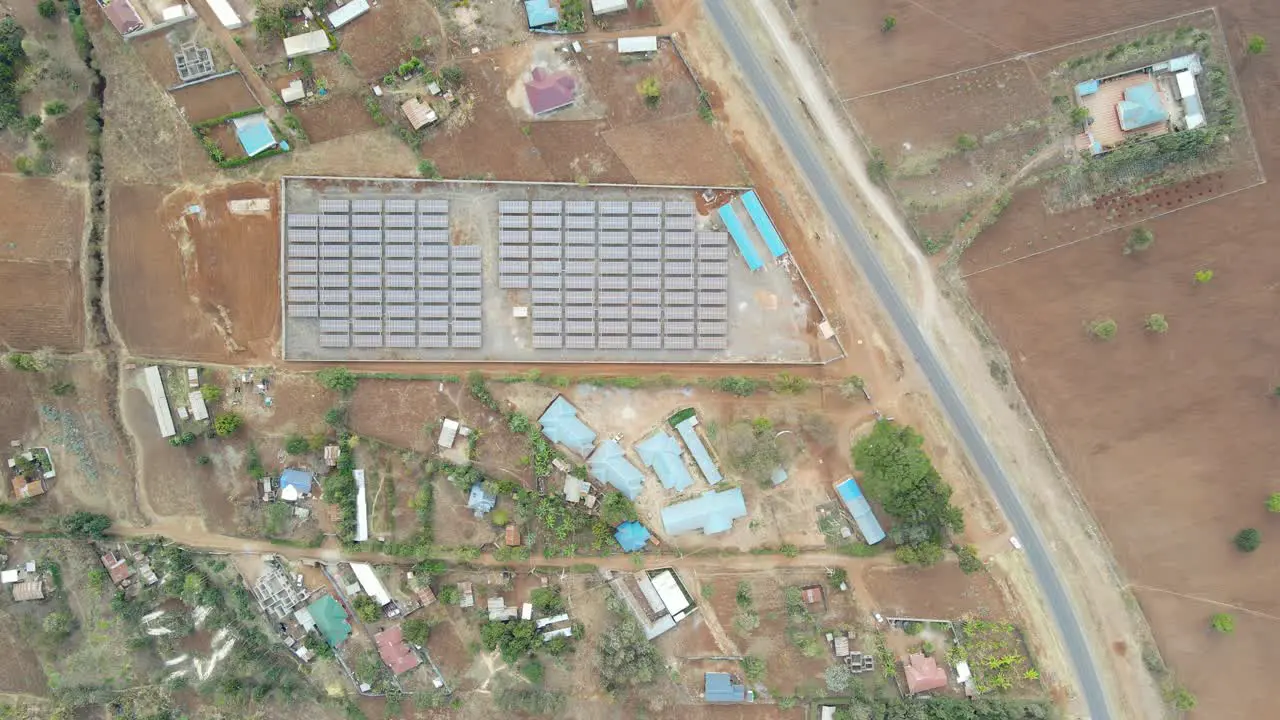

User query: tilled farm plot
[292,93,381,144]
[336,0,444,78]
[602,114,746,186]
[170,73,259,124]
[580,44,702,128]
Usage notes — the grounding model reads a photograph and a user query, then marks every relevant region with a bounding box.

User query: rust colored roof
[504,524,521,547]
[102,0,144,35]
[11,476,44,499]
[12,580,43,602]
[905,653,948,694]
[800,585,823,605]
[400,98,436,130]
[101,553,132,585]
[375,626,422,674]
[524,67,577,115]
[415,585,436,606]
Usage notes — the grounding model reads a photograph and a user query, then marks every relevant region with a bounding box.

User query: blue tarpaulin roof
[705,672,746,703]
[741,191,788,258]
[1117,82,1168,131]
[524,0,559,27]
[674,416,722,484]
[539,395,597,458]
[661,488,746,536]
[589,440,645,500]
[636,430,694,492]
[717,203,764,271]
[232,114,276,157]
[614,521,651,552]
[835,477,886,545]
[279,468,314,493]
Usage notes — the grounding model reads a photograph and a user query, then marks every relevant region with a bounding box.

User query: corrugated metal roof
[588,440,645,500]
[538,396,597,457]
[661,488,747,536]
[835,477,885,544]
[636,430,694,492]
[674,415,722,484]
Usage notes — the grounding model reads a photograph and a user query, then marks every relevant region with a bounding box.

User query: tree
[1124,226,1154,254]
[775,372,810,394]
[168,431,197,447]
[60,511,112,539]
[721,418,788,487]
[38,0,58,19]
[316,367,358,393]
[441,65,464,86]
[828,567,848,588]
[1144,313,1169,334]
[1246,34,1267,55]
[954,544,984,574]
[418,159,440,179]
[481,619,538,663]
[1268,493,1280,513]
[438,585,461,605]
[352,594,381,623]
[637,76,661,108]
[402,618,433,646]
[881,15,897,32]
[1088,318,1118,341]
[1193,269,1214,284]
[1069,106,1090,126]
[1210,613,1235,634]
[839,375,867,400]
[200,384,222,403]
[740,656,765,685]
[1234,528,1260,552]
[42,611,71,640]
[599,491,638,526]
[285,435,310,455]
[955,133,978,151]
[213,412,243,436]
[596,613,664,692]
[530,587,566,615]
[852,420,964,547]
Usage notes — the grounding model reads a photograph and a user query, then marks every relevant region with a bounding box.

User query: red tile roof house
[100,0,144,36]
[524,67,577,115]
[375,626,422,674]
[904,653,948,695]
[101,552,132,586]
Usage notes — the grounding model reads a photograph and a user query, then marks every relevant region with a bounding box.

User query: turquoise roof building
[635,430,694,492]
[232,114,277,157]
[705,672,747,703]
[1116,82,1168,131]
[674,415,722,485]
[660,488,746,536]
[588,440,645,500]
[614,522,651,553]
[539,395,597,458]
[524,0,559,27]
[834,477,885,545]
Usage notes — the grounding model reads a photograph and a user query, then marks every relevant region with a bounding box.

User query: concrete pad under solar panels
[420,229,450,243]
[664,336,695,350]
[351,214,381,228]
[453,305,481,319]
[453,275,482,289]
[565,230,595,244]
[663,305,694,320]
[320,275,349,288]
[319,305,348,318]
[565,335,595,349]
[631,305,661,320]
[631,336,661,350]
[664,276,694,291]
[599,320,628,335]
[386,334,416,348]
[451,334,482,349]
[452,259,482,274]
[319,198,350,213]
[664,215,695,230]
[451,245,481,259]
[288,304,319,318]
[289,275,317,288]
[288,289,319,303]
[288,228,319,242]
[320,334,351,348]
[499,200,530,214]
[419,304,450,318]
[288,213,320,227]
[453,290,482,304]
[419,334,450,348]
[632,215,661,230]
[698,245,729,261]
[632,231,662,245]
[532,335,562,349]
[532,214,562,229]
[598,335,628,349]
[320,214,350,228]
[532,245,563,259]
[565,200,596,214]
[499,275,530,289]
[500,245,530,260]
[666,291,694,305]
[500,215,530,229]
[531,275,561,289]
[664,200,695,215]
[565,275,595,290]
[387,319,417,334]
[697,335,727,350]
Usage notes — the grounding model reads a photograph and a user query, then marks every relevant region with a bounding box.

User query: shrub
[402,618,433,646]
[324,407,346,428]
[1124,226,1155,254]
[1210,612,1235,634]
[200,384,222,403]
[1144,313,1169,334]
[60,511,112,539]
[317,367,357,393]
[519,658,544,684]
[44,100,67,116]
[637,76,661,108]
[438,585,461,605]
[740,656,765,684]
[42,611,71,640]
[1088,318,1118,341]
[881,16,897,32]
[285,435,309,455]
[196,455,211,466]
[774,372,809,394]
[714,376,758,396]
[8,353,41,372]
[954,544,984,573]
[352,594,381,623]
[38,0,59,18]
[824,663,853,693]
[1268,492,1280,513]
[213,412,243,436]
[169,431,197,447]
[50,380,74,396]
[418,159,440,179]
[955,133,978,151]
[1166,685,1196,710]
[1234,528,1260,552]
[1069,106,1090,125]
[1247,35,1267,55]
[839,375,867,399]
[441,65,465,86]
[1194,269,1214,284]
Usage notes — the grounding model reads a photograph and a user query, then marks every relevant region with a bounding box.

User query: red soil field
[603,114,746,186]
[292,93,381,145]
[335,0,443,78]
[170,73,259,123]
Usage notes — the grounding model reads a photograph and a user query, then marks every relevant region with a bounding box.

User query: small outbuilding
[12,580,44,602]
[328,0,370,29]
[593,0,629,15]
[618,36,658,54]
[704,672,747,703]
[524,67,577,116]
[375,625,422,674]
[587,440,645,500]
[279,468,315,502]
[284,29,330,59]
[635,430,694,492]
[467,484,496,517]
[232,114,278,157]
[103,0,144,36]
[524,0,560,28]
[905,653,948,695]
[614,521,651,552]
[401,98,439,131]
[281,79,306,104]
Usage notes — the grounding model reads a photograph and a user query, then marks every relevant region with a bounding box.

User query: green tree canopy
[596,611,663,693]
[853,420,964,548]
[213,412,243,436]
[60,511,112,539]
[316,367,358,393]
[1267,492,1280,513]
[1234,528,1260,553]
[1210,612,1235,634]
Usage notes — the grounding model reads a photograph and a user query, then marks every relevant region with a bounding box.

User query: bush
[42,611,71,640]
[1234,528,1260,552]
[1247,35,1267,55]
[169,431,197,447]
[740,656,765,684]
[774,372,809,394]
[8,353,41,372]
[352,594,381,623]
[1268,492,1280,513]
[316,367,357,393]
[1088,318,1118,340]
[441,65,465,86]
[955,133,978,151]
[1144,313,1169,334]
[402,618,433,646]
[438,585,461,605]
[324,406,346,428]
[824,663,853,693]
[714,376,758,397]
[637,76,661,108]
[1210,612,1235,634]
[50,380,75,396]
[285,435,310,455]
[214,412,243,436]
[1194,269,1214,284]
[881,15,897,32]
[200,384,222,403]
[43,100,67,116]
[839,375,867,399]
[196,455,211,466]
[60,511,112,539]
[1125,226,1155,254]
[418,159,440,179]
[38,0,58,19]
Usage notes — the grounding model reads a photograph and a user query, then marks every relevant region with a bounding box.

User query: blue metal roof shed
[741,190,788,258]
[614,522,651,552]
[588,440,645,500]
[539,395,597,458]
[834,477,885,545]
[705,672,747,703]
[232,114,277,157]
[279,468,314,494]
[661,488,746,536]
[674,415,722,484]
[1117,82,1168,131]
[524,0,560,27]
[636,430,695,492]
[717,203,764,270]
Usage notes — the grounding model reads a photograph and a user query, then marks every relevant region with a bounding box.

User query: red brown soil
[292,94,381,144]
[590,2,661,32]
[170,73,259,123]
[133,32,185,88]
[205,122,247,159]
[528,119,636,184]
[602,114,746,186]
[865,562,1011,620]
[335,0,444,79]
[581,46,700,127]
[107,182,280,362]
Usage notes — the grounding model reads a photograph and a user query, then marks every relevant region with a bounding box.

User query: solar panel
[419,289,450,304]
[532,214,562,229]
[664,276,694,291]
[320,319,350,333]
[452,320,482,335]
[597,335,627,349]
[698,290,728,305]
[597,307,627,321]
[386,275,415,289]
[631,305,661,320]
[385,214,416,229]
[664,305,695,320]
[631,231,662,245]
[500,215,529,229]
[665,291,694,305]
[532,230,562,245]
[418,304,450,318]
[500,260,530,274]
[565,214,596,230]
[599,200,629,215]
[632,291,661,305]
[631,320,661,335]
[532,334,562,349]
[416,198,448,213]
[319,229,349,244]
[665,321,695,335]
[563,200,595,215]
[500,245,530,260]
[288,304,319,318]
[288,289,319,303]
[419,275,449,289]
[384,245,414,258]
[598,261,628,275]
[598,231,629,245]
[664,245,695,261]
[531,291,562,305]
[418,334,450,348]
[532,306,562,321]
[632,200,662,215]
[353,304,383,318]
[664,215,695,230]
[664,230,694,246]
[451,259,482,274]
[697,245,729,261]
[349,229,380,244]
[631,276,661,291]
[532,319,562,335]
[664,200,695,216]
[532,260,563,275]
[319,198,350,213]
[499,275,530,289]
[566,305,594,319]
[633,261,662,276]
[353,318,382,334]
[320,334,351,348]
[452,304,481,319]
[697,231,729,246]
[532,245,563,259]
[564,335,595,349]
[451,334,482,349]
[598,290,627,305]
[698,275,728,291]
[566,291,594,305]
[352,334,383,348]
[697,305,728,320]
[416,214,448,229]
[631,215,661,230]
[453,289,482,304]
[320,214,350,228]
[598,215,628,230]
[288,213,319,227]
[351,245,381,258]
[500,230,530,244]
[288,259,319,273]
[452,245,481,259]
[499,200,529,214]
[351,214,381,229]
[631,245,661,261]
[531,200,563,214]
[418,319,450,335]
[660,335,692,350]
[697,321,728,336]
[598,246,629,261]
[565,245,596,260]
[386,334,416,348]
[697,335,727,350]
[349,289,379,304]
[350,274,379,288]
[384,259,415,274]
[419,244,450,259]
[319,304,348,318]
[531,275,561,289]
[288,228,318,243]
[699,261,729,276]
[384,230,415,244]
[319,259,350,274]
[565,230,595,245]
[564,260,595,275]
[631,335,661,350]
[386,289,417,303]
[319,275,348,288]
[419,229,450,243]
[598,275,628,290]
[379,198,413,213]
[452,275,482,289]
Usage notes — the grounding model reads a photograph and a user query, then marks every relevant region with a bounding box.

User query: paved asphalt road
[703,2,1110,718]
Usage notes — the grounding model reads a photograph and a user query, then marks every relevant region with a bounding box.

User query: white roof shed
[284,30,330,59]
[618,36,658,54]
[592,0,629,15]
[438,418,460,448]
[351,562,391,606]
[328,0,370,29]
[650,570,690,616]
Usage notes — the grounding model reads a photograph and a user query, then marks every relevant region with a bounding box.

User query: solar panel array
[498,199,729,350]
[286,198,482,349]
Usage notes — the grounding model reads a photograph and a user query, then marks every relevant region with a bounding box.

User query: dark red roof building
[375,626,422,675]
[101,0,144,36]
[904,653,948,695]
[524,67,577,115]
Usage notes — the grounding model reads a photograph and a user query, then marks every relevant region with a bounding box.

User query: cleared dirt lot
[170,73,259,124]
[336,0,444,78]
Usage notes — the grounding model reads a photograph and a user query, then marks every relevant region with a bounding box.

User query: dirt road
[187,0,285,126]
